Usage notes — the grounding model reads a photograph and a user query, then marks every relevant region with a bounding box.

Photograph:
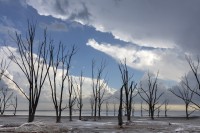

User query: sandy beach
[0,115,200,132]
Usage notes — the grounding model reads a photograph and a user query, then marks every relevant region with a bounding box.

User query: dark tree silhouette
[170,75,195,119]
[118,85,123,127]
[106,101,109,116]
[0,59,13,115]
[68,76,77,121]
[11,95,17,116]
[75,71,84,120]
[91,59,107,120]
[0,88,13,115]
[113,100,116,116]
[118,60,137,121]
[138,71,164,120]
[156,104,162,117]
[48,44,76,123]
[140,101,143,117]
[131,102,135,116]
[164,99,169,117]
[90,95,94,116]
[4,21,51,122]
[185,56,200,109]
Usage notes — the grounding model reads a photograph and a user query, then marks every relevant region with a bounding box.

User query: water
[4,110,200,117]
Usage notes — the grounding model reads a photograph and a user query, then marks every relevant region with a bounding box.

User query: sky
[0,0,200,109]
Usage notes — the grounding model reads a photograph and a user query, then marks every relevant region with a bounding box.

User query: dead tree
[68,76,77,121]
[47,44,76,123]
[97,78,108,119]
[185,56,200,109]
[118,60,137,121]
[156,104,162,117]
[118,85,123,127]
[106,101,109,116]
[140,101,143,117]
[164,99,169,117]
[91,60,97,120]
[91,59,107,120]
[113,101,116,116]
[0,59,13,115]
[170,75,195,119]
[11,95,17,116]
[76,71,84,120]
[132,102,135,116]
[4,21,51,122]
[90,96,94,116]
[0,88,13,115]
[138,71,164,120]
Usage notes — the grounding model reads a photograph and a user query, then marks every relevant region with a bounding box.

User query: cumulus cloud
[86,39,189,81]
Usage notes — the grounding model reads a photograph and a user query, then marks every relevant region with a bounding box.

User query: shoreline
[0,115,200,132]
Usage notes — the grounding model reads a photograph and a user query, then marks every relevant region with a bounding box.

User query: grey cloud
[26,0,200,54]
[68,2,91,23]
[39,21,68,32]
[26,0,90,22]
[53,0,69,15]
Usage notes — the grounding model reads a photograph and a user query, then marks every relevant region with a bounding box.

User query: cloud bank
[24,0,200,81]
[86,39,189,81]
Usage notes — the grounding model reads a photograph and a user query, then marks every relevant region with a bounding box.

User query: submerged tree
[76,71,84,120]
[68,76,77,121]
[0,59,13,115]
[4,21,52,122]
[48,44,76,123]
[138,71,164,120]
[0,88,13,115]
[170,75,195,119]
[113,100,116,116]
[90,96,94,116]
[118,85,123,127]
[140,101,143,117]
[106,101,109,116]
[11,95,17,116]
[91,59,107,120]
[185,56,200,109]
[164,99,169,117]
[118,60,137,121]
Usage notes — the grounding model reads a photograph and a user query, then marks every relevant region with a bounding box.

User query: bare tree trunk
[106,101,109,116]
[13,96,17,116]
[138,72,164,120]
[90,97,94,116]
[157,107,160,117]
[140,101,143,117]
[118,85,123,127]
[164,100,168,117]
[186,104,189,119]
[68,77,77,121]
[114,102,116,116]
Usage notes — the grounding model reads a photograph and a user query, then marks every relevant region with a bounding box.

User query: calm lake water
[4,110,200,117]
